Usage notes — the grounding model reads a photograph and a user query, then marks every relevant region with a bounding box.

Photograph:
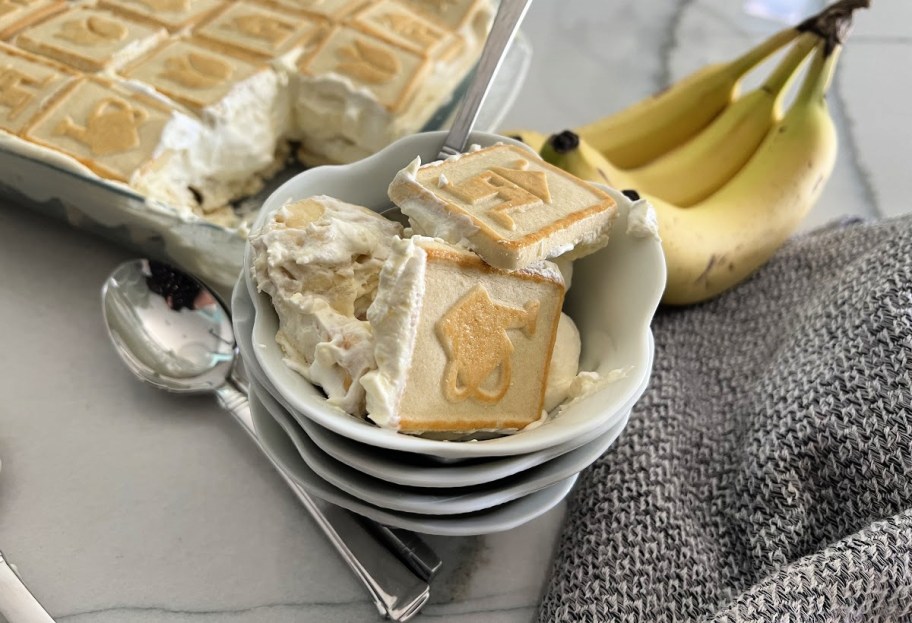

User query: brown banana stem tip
[549,130,580,155]
[797,0,871,54]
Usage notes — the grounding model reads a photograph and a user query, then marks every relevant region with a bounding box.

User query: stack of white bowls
[231,131,666,536]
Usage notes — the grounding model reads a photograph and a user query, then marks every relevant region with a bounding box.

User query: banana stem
[727,27,800,78]
[761,32,818,95]
[816,44,843,98]
[793,40,841,106]
[798,0,870,54]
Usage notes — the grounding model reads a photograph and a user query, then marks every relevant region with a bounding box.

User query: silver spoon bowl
[101,258,436,622]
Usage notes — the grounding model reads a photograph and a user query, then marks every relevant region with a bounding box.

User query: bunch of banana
[505,0,869,306]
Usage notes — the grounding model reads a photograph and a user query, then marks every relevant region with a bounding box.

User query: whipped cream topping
[626,198,660,240]
[132,68,289,218]
[251,196,402,415]
[543,313,582,412]
[359,235,428,428]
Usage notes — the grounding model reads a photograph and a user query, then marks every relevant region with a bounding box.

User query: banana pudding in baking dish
[0,0,494,224]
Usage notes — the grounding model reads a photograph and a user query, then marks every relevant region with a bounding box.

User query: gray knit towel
[538,215,912,622]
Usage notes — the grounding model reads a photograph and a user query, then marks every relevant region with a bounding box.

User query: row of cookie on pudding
[0,0,493,222]
[251,143,621,434]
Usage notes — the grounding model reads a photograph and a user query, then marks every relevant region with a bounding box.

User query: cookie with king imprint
[387,143,618,271]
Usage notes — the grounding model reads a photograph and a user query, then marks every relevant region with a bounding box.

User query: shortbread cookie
[0,42,76,134]
[349,0,455,58]
[121,37,264,113]
[121,38,289,211]
[194,1,323,61]
[388,143,618,270]
[98,0,224,33]
[251,196,403,416]
[0,0,65,39]
[361,236,565,433]
[23,76,175,181]
[400,0,488,31]
[255,0,362,20]
[14,6,167,72]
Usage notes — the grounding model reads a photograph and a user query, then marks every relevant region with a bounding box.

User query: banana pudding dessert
[251,144,625,436]
[0,0,495,224]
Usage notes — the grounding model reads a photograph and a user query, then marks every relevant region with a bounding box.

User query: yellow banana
[498,129,549,153]
[657,40,839,304]
[539,130,621,187]
[541,40,840,306]
[574,26,799,169]
[618,32,819,207]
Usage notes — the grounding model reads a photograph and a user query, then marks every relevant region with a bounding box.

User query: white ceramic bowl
[242,130,665,459]
[233,279,644,486]
[254,374,630,514]
[249,383,578,536]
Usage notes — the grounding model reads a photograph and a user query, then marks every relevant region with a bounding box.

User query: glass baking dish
[0,33,532,297]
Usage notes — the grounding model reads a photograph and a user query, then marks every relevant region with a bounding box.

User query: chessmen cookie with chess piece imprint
[192,1,325,62]
[13,5,167,72]
[98,0,224,33]
[23,75,178,183]
[0,42,77,135]
[361,236,565,434]
[387,143,618,271]
[250,195,403,417]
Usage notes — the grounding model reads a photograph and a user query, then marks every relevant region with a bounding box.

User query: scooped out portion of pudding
[250,195,402,416]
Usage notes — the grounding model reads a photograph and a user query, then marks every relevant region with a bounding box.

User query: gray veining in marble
[1,1,910,621]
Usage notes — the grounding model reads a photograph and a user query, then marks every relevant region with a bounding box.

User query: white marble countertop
[1,1,909,621]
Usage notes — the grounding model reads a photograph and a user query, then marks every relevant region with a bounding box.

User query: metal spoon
[437,0,534,160]
[100,258,436,622]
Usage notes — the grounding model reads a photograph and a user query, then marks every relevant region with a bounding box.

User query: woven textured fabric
[538,216,912,622]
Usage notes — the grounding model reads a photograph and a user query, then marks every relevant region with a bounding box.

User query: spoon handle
[0,552,55,623]
[215,385,430,622]
[438,0,534,159]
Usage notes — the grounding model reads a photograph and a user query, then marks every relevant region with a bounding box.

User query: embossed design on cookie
[336,37,399,84]
[0,65,52,119]
[376,12,439,49]
[226,13,293,44]
[55,96,148,156]
[423,0,457,13]
[0,0,29,18]
[56,15,127,45]
[130,0,190,11]
[437,284,539,404]
[161,51,233,89]
[443,159,552,229]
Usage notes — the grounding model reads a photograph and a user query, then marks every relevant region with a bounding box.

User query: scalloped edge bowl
[241,130,666,459]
